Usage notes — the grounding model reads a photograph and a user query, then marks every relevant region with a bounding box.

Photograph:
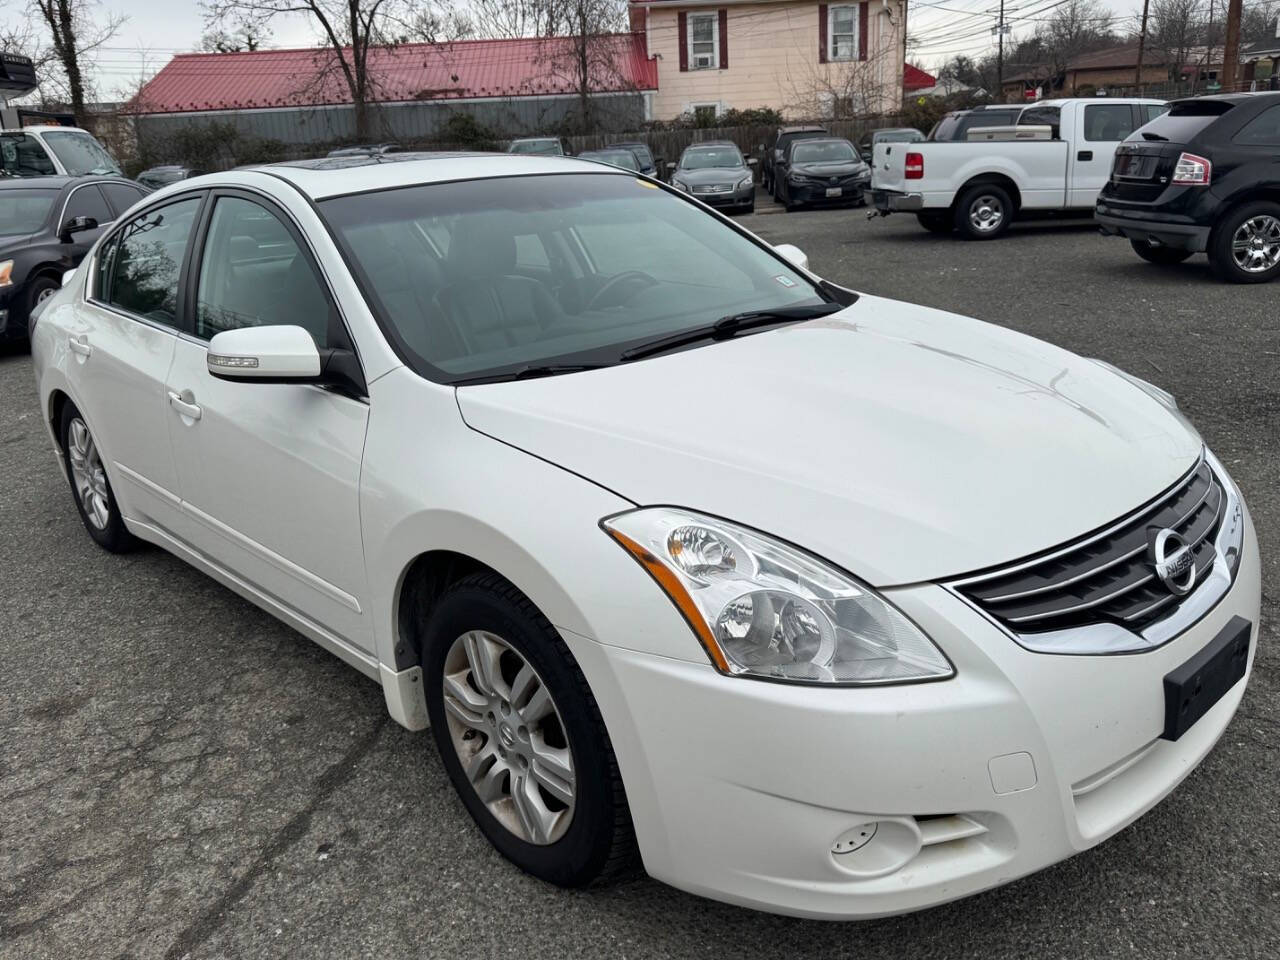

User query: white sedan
[30,153,1259,919]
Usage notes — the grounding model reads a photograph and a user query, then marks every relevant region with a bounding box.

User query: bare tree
[202,0,462,141]
[31,0,125,127]
[201,14,272,53]
[535,0,630,134]
[1144,0,1203,85]
[1034,0,1117,91]
[462,0,567,39]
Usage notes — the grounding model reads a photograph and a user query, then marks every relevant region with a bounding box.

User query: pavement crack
[160,718,387,960]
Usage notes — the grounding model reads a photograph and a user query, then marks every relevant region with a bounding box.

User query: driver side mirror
[666,161,677,171]
[746,157,758,166]
[773,243,810,272]
[206,325,321,382]
[59,216,98,243]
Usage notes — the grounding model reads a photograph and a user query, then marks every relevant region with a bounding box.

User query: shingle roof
[134,34,658,114]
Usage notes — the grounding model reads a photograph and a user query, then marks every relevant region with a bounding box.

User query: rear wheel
[59,401,137,553]
[1207,202,1280,283]
[424,573,637,887]
[954,184,1013,240]
[1129,239,1193,265]
[916,212,953,235]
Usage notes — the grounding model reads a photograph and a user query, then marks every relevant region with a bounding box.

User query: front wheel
[954,184,1013,240]
[1130,239,1193,265]
[59,401,137,553]
[1207,202,1280,283]
[423,573,637,887]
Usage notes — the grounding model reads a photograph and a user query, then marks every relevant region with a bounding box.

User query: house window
[689,13,718,70]
[829,5,858,62]
[692,103,719,124]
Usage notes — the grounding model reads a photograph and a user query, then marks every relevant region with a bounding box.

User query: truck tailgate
[871,142,910,193]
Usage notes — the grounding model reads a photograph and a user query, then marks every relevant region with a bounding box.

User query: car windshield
[0,189,57,235]
[583,151,639,170]
[142,169,186,185]
[681,146,743,169]
[792,141,856,163]
[509,140,561,155]
[40,130,121,175]
[0,134,57,177]
[321,173,826,382]
[615,144,654,166]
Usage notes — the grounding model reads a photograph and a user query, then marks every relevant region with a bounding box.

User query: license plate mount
[1161,616,1251,741]
[826,187,842,198]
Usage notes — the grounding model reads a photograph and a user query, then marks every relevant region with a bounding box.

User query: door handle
[68,335,92,358]
[167,390,202,421]
[1077,150,1093,161]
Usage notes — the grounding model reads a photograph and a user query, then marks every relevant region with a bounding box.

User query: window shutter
[679,11,688,71]
[719,9,728,70]
[818,4,828,63]
[859,2,869,61]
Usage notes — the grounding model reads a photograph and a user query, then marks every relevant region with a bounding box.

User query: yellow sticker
[635,178,659,189]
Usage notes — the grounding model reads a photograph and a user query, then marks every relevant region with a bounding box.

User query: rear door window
[1083,104,1136,142]
[1127,100,1234,143]
[1233,104,1280,147]
[100,182,148,217]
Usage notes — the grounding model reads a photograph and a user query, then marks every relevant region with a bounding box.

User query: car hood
[792,161,868,178]
[676,167,749,184]
[456,295,1201,586]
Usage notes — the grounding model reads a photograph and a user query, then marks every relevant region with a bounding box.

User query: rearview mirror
[773,243,810,272]
[58,216,98,242]
[207,325,321,381]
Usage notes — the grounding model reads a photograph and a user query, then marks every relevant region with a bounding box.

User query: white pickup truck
[870,98,1168,239]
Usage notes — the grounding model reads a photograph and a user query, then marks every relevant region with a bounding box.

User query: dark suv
[1096,92,1280,283]
[760,126,826,195]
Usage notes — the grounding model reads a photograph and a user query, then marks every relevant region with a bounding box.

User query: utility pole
[1134,0,1151,90]
[994,0,1008,97]
[1222,0,1244,92]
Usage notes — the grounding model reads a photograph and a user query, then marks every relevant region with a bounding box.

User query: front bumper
[871,189,924,213]
[1095,205,1211,253]
[574,509,1260,919]
[689,184,755,209]
[788,179,869,206]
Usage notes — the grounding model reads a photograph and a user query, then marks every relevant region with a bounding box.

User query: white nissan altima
[30,153,1259,919]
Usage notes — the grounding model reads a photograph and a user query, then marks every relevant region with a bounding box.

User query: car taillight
[905,152,924,180]
[1172,152,1211,185]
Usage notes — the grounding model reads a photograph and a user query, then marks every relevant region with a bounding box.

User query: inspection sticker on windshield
[774,275,797,288]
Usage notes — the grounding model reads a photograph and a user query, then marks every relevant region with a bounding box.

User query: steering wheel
[584,270,659,311]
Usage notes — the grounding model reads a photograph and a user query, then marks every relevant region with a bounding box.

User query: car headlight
[1090,358,1177,409]
[789,173,810,184]
[0,260,12,287]
[736,175,753,189]
[602,508,953,685]
[672,179,689,191]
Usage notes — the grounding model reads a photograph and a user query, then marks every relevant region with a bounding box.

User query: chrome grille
[955,459,1225,634]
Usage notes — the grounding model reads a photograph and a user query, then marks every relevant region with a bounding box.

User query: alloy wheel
[36,286,56,305]
[441,630,575,845]
[1230,215,1280,274]
[67,417,110,530]
[968,194,1005,233]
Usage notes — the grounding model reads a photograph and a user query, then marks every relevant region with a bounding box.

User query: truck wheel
[916,212,953,235]
[1207,202,1280,284]
[955,185,1012,240]
[1129,239,1192,265]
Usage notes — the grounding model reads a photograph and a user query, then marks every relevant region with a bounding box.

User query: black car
[135,164,203,190]
[0,175,148,342]
[760,125,827,194]
[775,137,870,211]
[927,106,1023,141]
[577,148,643,172]
[857,127,924,162]
[668,141,756,214]
[607,140,660,178]
[1096,92,1280,283]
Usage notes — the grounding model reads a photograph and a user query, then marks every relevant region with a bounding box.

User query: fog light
[829,817,922,877]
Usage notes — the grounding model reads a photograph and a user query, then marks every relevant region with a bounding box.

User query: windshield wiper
[453,362,611,386]
[618,302,844,362]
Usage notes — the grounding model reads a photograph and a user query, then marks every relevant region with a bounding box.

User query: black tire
[24,275,60,333]
[1207,201,1280,284]
[59,401,137,553]
[771,181,782,203]
[743,200,755,215]
[916,212,953,235]
[423,572,637,888]
[1129,239,1193,265]
[954,184,1014,240]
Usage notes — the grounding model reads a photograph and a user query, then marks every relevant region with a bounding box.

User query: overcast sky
[75,0,1166,98]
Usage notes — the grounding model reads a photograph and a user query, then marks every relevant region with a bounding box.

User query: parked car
[927,105,1027,141]
[31,153,1260,919]
[0,174,147,342]
[327,143,401,158]
[136,165,203,190]
[577,148,642,172]
[857,127,924,162]
[760,125,826,194]
[668,141,756,213]
[776,137,870,211]
[871,98,1169,239]
[606,140,660,178]
[506,137,571,156]
[1096,92,1280,283]
[0,126,121,178]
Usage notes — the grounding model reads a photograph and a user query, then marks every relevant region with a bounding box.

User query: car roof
[0,175,77,190]
[1,125,95,135]
[778,125,826,133]
[511,136,560,142]
[791,137,852,145]
[685,140,738,148]
[1173,92,1280,106]
[248,152,630,200]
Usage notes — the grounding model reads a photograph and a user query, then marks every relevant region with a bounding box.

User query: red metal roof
[135,34,658,114]
[904,63,936,92]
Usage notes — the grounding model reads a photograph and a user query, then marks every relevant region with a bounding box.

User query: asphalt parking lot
[2,194,1277,960]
